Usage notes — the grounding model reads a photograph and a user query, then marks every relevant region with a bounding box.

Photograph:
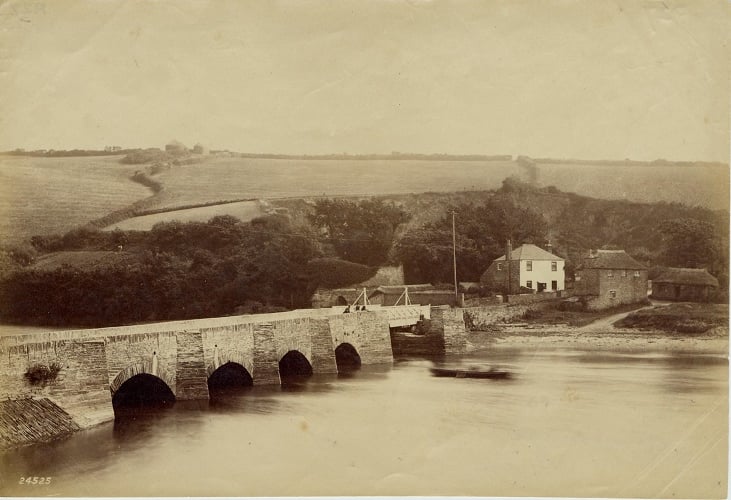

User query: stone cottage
[574,249,648,310]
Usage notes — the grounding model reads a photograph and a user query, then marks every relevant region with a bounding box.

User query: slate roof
[653,268,719,287]
[579,249,646,270]
[494,244,564,262]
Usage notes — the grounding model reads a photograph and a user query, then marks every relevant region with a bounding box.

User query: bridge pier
[310,318,337,374]
[174,331,210,400]
[252,322,281,385]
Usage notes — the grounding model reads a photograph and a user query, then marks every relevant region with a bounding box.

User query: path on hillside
[578,301,669,332]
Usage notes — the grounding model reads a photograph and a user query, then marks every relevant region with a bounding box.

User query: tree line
[0,183,727,327]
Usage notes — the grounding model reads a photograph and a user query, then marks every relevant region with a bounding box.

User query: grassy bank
[520,301,651,327]
[614,303,729,334]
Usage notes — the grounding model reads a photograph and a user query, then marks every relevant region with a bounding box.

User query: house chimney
[546,241,553,254]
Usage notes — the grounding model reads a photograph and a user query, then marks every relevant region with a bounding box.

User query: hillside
[0,153,726,247]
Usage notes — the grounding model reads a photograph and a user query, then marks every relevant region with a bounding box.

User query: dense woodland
[0,178,727,327]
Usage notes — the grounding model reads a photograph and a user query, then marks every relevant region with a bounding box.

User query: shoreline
[467,325,729,357]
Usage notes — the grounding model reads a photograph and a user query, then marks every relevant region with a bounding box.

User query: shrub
[24,362,61,385]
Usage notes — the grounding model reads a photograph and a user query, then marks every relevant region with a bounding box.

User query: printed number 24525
[19,477,52,485]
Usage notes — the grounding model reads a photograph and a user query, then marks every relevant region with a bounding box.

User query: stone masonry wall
[309,318,338,374]
[252,322,280,385]
[201,323,255,377]
[106,332,178,396]
[273,318,314,367]
[328,310,393,365]
[0,398,80,451]
[0,340,114,428]
[429,306,467,354]
[174,331,210,400]
[586,270,649,311]
[462,304,540,330]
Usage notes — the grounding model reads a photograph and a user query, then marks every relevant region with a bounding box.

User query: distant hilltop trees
[3,148,134,157]
[120,141,208,165]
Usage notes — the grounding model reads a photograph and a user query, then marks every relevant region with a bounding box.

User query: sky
[0,0,728,162]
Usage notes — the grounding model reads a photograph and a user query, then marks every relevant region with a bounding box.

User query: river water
[1,345,727,498]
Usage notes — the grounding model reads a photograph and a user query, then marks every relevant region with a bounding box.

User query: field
[150,157,520,209]
[1,154,727,243]
[150,156,729,211]
[105,200,264,231]
[535,161,729,210]
[0,156,150,244]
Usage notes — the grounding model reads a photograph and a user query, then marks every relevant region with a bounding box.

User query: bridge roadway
[0,304,460,435]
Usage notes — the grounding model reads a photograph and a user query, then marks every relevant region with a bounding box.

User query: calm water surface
[1,346,727,498]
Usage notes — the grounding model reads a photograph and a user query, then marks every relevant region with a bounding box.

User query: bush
[24,362,61,385]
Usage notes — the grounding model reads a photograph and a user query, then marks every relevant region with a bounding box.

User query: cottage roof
[579,249,646,270]
[494,244,564,262]
[653,268,719,287]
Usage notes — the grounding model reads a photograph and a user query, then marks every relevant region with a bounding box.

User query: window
[634,271,640,278]
[607,270,613,278]
[526,261,532,271]
[575,275,582,282]
[526,280,533,289]
[551,261,557,271]
[609,290,617,298]
[621,270,627,277]
[497,263,503,271]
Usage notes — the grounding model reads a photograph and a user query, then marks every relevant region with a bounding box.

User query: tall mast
[452,210,458,304]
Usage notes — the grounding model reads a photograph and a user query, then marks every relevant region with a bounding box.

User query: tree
[394,199,548,283]
[308,198,410,266]
[659,218,720,269]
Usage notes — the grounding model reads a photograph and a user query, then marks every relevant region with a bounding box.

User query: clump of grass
[24,362,61,385]
[615,303,728,334]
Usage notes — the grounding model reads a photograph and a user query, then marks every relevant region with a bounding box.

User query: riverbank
[468,324,729,356]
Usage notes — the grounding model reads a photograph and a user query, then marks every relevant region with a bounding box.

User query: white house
[480,243,565,293]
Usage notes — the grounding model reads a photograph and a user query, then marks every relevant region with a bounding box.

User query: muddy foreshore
[467,325,729,357]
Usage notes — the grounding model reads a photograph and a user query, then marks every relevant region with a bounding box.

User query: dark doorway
[278,351,313,384]
[552,280,558,291]
[335,343,361,373]
[208,362,253,398]
[112,374,175,417]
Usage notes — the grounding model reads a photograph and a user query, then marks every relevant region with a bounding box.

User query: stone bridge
[0,305,463,436]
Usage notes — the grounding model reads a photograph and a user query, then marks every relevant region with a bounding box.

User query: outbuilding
[651,268,719,302]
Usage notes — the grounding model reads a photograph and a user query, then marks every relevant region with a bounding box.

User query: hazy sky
[0,0,728,161]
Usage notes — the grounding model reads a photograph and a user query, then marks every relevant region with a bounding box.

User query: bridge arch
[110,360,176,396]
[278,350,313,381]
[206,350,253,379]
[335,342,361,372]
[208,362,253,395]
[111,373,176,414]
